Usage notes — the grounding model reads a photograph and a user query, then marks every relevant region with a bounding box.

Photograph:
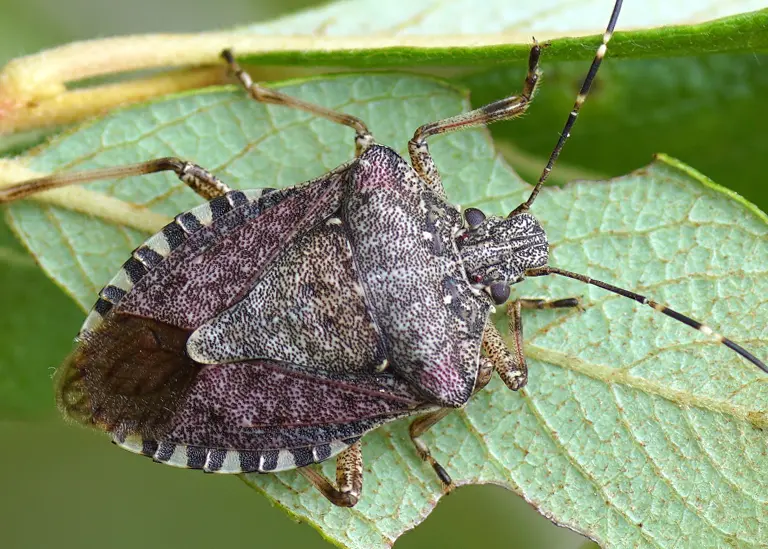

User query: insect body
[1,0,765,507]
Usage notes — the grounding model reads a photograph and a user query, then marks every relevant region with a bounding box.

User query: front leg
[483,297,582,391]
[408,43,542,198]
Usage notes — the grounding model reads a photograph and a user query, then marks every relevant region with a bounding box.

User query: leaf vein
[520,386,665,549]
[609,383,737,542]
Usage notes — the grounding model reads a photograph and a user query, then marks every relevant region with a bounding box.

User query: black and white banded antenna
[512,0,623,216]
[527,267,767,374]
[511,0,767,374]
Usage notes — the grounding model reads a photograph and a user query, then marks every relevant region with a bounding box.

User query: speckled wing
[57,167,361,443]
[148,358,424,473]
[68,312,424,472]
[105,357,423,474]
[117,174,348,330]
[187,217,388,377]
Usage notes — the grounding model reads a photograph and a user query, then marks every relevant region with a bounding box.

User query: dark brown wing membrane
[60,310,423,453]
[57,313,197,438]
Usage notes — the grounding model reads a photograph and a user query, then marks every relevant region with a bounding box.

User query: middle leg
[407,296,579,489]
[408,357,494,490]
[298,440,363,507]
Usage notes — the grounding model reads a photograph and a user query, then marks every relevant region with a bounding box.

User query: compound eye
[464,208,486,229]
[489,282,510,305]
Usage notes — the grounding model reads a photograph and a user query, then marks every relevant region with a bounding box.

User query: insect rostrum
[1,0,765,508]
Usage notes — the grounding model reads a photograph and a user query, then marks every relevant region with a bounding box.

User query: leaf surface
[463,52,768,211]
[2,0,767,136]
[238,0,768,63]
[3,73,768,548]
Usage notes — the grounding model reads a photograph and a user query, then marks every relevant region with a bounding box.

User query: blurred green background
[1,1,766,549]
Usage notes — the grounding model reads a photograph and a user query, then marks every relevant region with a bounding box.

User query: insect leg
[297,441,363,507]
[408,44,542,198]
[221,50,374,156]
[408,357,493,488]
[0,157,230,203]
[484,297,582,391]
[484,308,527,391]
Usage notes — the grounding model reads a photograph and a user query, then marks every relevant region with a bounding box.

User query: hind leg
[1,52,375,206]
[0,157,231,203]
[298,441,363,507]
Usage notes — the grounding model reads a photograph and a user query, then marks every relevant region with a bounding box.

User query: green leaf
[4,0,766,213]
[236,2,768,65]
[3,72,767,548]
[462,53,768,213]
[3,0,766,139]
[239,0,768,212]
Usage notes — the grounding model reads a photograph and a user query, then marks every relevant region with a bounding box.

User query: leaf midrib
[524,343,768,429]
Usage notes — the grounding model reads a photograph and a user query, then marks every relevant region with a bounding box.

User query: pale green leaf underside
[6,74,768,548]
[232,0,768,65]
[248,0,764,36]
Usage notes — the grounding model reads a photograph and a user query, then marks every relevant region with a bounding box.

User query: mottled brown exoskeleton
[1,0,765,507]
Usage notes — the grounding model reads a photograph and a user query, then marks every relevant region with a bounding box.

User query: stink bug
[1,0,765,509]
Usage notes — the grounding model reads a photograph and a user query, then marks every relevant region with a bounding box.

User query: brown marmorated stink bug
[0,0,765,507]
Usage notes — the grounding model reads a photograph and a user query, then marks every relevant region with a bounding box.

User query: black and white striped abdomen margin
[78,189,268,336]
[112,432,360,474]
